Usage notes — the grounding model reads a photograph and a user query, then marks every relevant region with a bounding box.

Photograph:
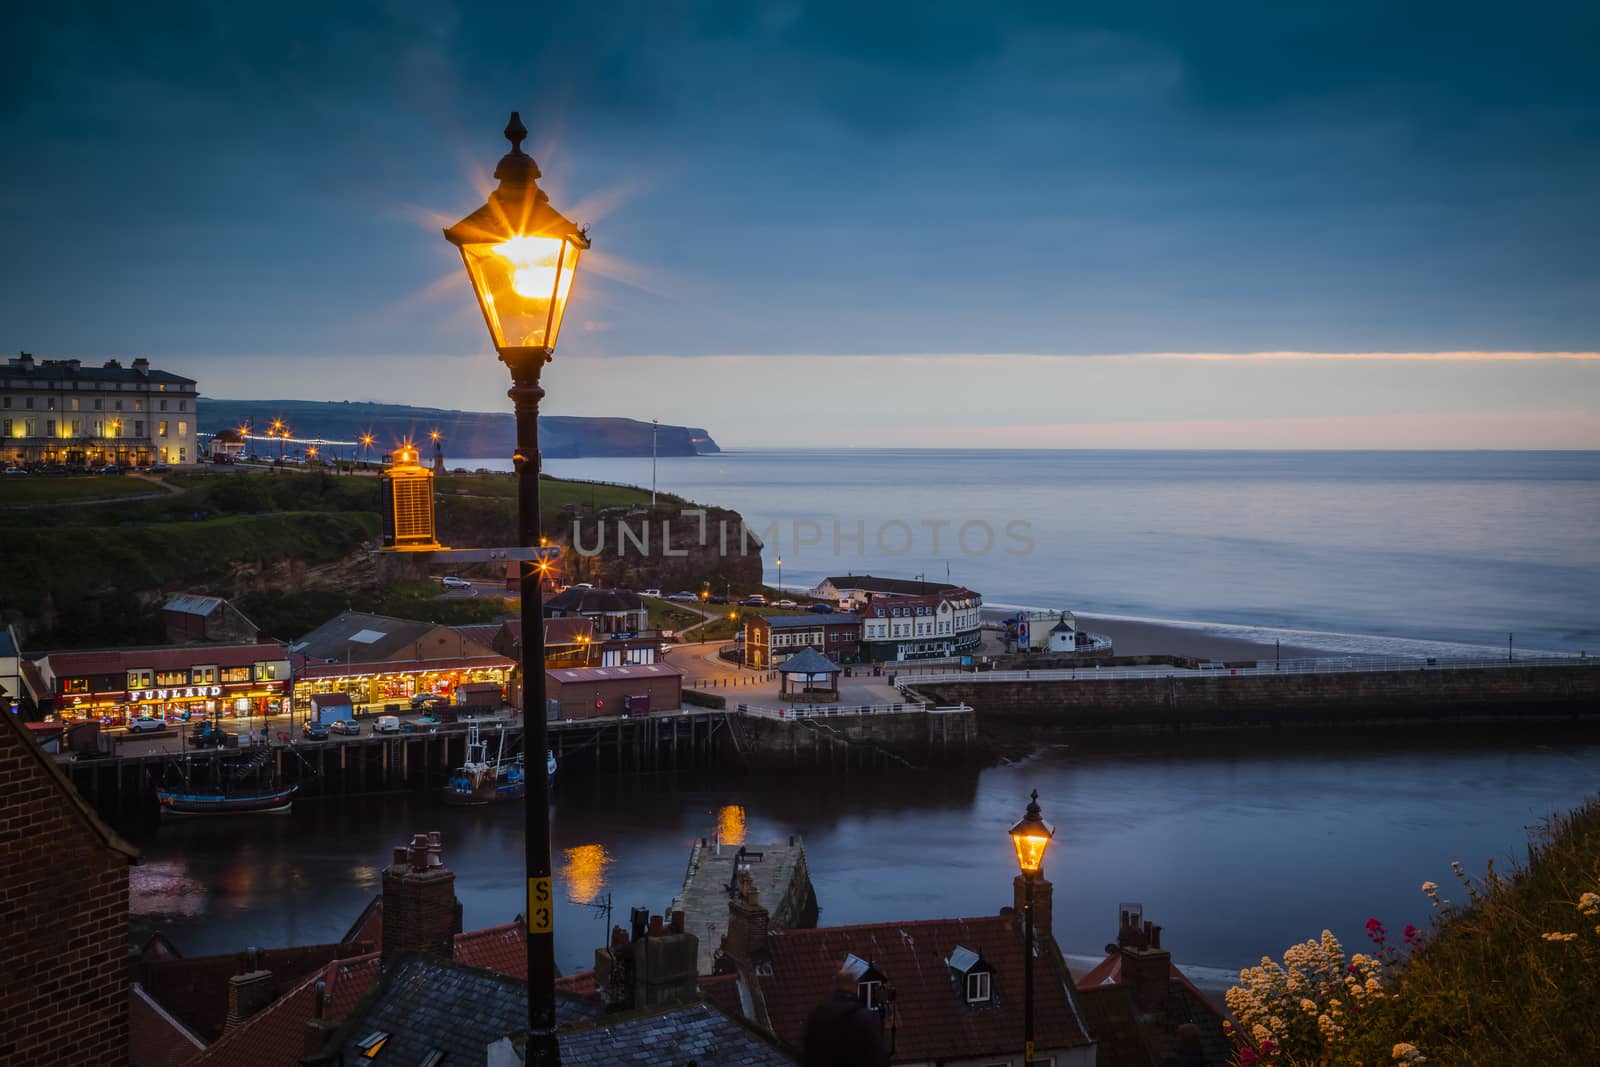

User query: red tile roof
[760,916,1091,1062]
[44,643,287,678]
[191,923,540,1067]
[555,969,601,996]
[545,616,595,647]
[1076,951,1214,1004]
[455,922,528,979]
[130,983,206,1067]
[451,624,505,650]
[192,952,382,1067]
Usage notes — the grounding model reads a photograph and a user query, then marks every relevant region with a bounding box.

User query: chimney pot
[427,830,443,867]
[393,846,408,866]
[649,914,664,936]
[671,909,685,934]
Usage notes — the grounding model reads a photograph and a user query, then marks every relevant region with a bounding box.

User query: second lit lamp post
[1010,790,1055,1067]
[444,111,589,1066]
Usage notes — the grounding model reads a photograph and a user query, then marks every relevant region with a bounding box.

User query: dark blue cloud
[1,1,1596,363]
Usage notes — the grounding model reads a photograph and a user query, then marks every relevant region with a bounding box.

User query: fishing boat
[156,783,298,815]
[443,724,524,806]
[157,745,298,816]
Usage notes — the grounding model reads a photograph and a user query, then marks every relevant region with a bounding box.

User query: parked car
[642,588,663,598]
[775,599,798,608]
[708,595,728,604]
[410,693,447,710]
[739,595,767,606]
[3,467,27,477]
[302,721,330,741]
[328,720,361,736]
[98,465,121,475]
[127,716,165,733]
[572,582,594,589]
[666,591,698,601]
[807,602,836,614]
[439,576,472,590]
[149,463,172,473]
[414,714,442,726]
[373,715,401,734]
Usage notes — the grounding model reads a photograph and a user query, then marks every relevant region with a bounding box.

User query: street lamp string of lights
[444,110,590,1066]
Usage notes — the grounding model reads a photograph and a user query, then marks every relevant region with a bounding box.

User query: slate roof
[163,594,227,618]
[0,623,19,657]
[130,983,206,1067]
[558,999,796,1066]
[545,587,646,615]
[312,953,603,1066]
[775,647,841,675]
[1,357,195,385]
[291,611,443,662]
[820,575,978,599]
[758,915,1092,1063]
[451,624,505,651]
[757,613,861,630]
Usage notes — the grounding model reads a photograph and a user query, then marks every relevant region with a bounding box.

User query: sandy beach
[983,608,1334,663]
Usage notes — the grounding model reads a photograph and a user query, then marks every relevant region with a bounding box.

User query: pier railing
[903,654,1595,686]
[734,701,973,720]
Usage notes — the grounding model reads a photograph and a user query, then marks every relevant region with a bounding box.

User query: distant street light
[445,110,589,1067]
[1009,790,1055,1066]
[777,556,783,595]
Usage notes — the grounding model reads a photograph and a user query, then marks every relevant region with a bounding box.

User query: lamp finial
[505,112,528,154]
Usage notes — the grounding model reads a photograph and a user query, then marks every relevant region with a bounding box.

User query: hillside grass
[0,476,171,504]
[1340,796,1600,1065]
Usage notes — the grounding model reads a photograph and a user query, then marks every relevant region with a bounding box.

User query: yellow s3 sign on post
[528,877,553,933]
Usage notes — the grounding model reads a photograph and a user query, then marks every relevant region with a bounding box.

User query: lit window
[255,663,279,680]
[62,678,90,695]
[158,421,169,437]
[178,421,187,436]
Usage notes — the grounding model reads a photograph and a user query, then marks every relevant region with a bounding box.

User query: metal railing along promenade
[902,655,1594,686]
[734,701,974,720]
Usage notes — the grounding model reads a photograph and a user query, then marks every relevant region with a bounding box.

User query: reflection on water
[127,730,1600,977]
[129,861,209,917]
[717,804,747,847]
[561,844,610,905]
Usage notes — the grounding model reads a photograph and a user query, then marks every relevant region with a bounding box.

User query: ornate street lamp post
[445,111,589,1066]
[1009,790,1055,1066]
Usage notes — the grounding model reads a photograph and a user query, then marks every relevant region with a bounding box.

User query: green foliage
[1232,796,1600,1066]
[234,589,355,641]
[0,477,169,504]
[370,579,515,626]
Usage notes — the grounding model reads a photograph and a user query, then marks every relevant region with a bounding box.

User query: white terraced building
[1,352,198,468]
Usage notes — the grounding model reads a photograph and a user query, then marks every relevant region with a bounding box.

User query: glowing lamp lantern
[443,113,589,361]
[380,442,440,551]
[1009,789,1054,878]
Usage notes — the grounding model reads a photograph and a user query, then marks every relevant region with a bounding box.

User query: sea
[457,449,1600,656]
[127,449,1600,980]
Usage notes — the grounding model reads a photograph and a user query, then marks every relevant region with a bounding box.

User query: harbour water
[524,449,1598,656]
[129,729,1600,980]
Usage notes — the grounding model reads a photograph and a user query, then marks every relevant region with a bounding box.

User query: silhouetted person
[801,968,890,1067]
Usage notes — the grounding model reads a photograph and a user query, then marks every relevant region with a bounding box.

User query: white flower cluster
[1225,931,1391,1061]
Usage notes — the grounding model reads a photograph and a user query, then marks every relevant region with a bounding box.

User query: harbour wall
[910,664,1600,735]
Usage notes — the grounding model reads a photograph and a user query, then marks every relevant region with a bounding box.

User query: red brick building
[544,663,684,720]
[1,707,140,1065]
[743,612,862,668]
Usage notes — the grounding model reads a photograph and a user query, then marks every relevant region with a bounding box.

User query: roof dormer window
[966,970,991,1002]
[948,945,995,1005]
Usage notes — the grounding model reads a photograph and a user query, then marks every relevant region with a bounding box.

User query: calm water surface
[130,731,1600,978]
[532,450,1600,655]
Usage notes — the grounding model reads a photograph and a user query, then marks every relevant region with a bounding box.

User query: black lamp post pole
[508,351,558,1064]
[1023,872,1035,1065]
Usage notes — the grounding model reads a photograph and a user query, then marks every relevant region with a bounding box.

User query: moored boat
[156,784,298,815]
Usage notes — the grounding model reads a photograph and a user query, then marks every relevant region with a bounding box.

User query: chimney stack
[302,981,339,1058]
[722,868,771,972]
[595,908,700,1012]
[1116,907,1172,1014]
[381,831,461,966]
[224,970,275,1031]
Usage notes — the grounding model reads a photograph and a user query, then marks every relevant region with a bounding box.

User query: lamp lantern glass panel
[1008,790,1055,876]
[455,235,582,352]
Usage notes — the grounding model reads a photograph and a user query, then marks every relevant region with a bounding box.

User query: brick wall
[0,715,134,1066]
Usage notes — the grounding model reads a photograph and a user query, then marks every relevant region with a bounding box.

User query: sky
[2,1,1597,449]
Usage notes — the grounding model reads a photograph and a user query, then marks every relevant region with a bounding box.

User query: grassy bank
[0,476,171,504]
[1230,794,1600,1065]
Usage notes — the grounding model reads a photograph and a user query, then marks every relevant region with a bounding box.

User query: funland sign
[128,686,226,702]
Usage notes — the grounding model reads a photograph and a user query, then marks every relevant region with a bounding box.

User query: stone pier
[670,838,818,973]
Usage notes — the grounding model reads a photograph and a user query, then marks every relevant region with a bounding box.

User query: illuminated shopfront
[38,643,290,726]
[292,655,514,714]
